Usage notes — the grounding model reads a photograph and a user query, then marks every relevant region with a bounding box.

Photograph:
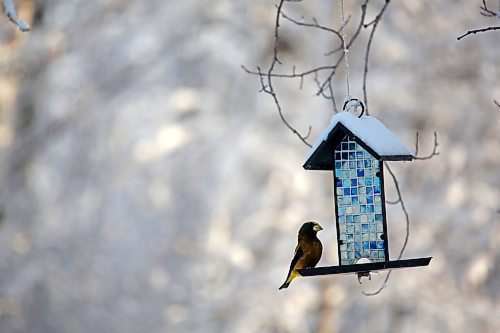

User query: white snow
[306,111,414,160]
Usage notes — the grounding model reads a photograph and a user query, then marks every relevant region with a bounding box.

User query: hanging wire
[340,0,351,102]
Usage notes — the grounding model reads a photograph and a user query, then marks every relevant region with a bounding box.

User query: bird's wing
[286,245,304,276]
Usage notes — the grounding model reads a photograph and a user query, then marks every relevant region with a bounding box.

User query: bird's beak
[313,224,323,232]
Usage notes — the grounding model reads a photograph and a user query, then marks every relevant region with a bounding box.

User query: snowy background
[0,1,498,332]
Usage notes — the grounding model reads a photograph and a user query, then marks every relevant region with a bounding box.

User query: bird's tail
[279,271,299,290]
[279,281,290,290]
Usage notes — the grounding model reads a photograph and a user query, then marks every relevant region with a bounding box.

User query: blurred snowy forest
[0,0,499,332]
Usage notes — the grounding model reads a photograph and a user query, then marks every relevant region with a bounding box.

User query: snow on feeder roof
[304,111,414,170]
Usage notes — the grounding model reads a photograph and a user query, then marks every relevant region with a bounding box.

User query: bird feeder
[299,101,431,277]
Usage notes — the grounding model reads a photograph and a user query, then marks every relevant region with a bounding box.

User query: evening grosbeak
[279,221,323,290]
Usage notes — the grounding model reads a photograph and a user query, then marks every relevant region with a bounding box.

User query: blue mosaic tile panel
[335,136,386,265]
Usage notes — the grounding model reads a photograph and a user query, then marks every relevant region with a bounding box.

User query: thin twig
[414,132,420,156]
[324,15,352,56]
[480,0,499,17]
[317,0,370,98]
[285,0,370,100]
[494,99,500,108]
[244,0,371,105]
[328,79,339,113]
[242,65,337,81]
[457,26,500,40]
[362,0,390,116]
[386,198,401,205]
[281,11,344,42]
[257,67,312,147]
[414,131,440,160]
[263,0,312,147]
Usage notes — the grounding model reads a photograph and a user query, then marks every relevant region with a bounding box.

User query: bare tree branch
[242,64,337,81]
[414,131,440,160]
[259,0,313,147]
[256,66,313,147]
[312,0,369,100]
[457,26,500,40]
[480,0,499,17]
[386,198,401,205]
[363,0,390,116]
[243,0,371,113]
[458,1,500,39]
[281,10,344,42]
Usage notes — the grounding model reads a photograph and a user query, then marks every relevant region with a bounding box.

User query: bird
[279,221,323,290]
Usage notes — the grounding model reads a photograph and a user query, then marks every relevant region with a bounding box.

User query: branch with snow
[3,0,30,32]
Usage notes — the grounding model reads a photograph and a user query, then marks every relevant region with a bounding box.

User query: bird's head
[299,221,323,236]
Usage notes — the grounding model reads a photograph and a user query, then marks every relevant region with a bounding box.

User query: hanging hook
[343,98,365,118]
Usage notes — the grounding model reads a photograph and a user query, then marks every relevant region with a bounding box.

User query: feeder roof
[304,111,414,170]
